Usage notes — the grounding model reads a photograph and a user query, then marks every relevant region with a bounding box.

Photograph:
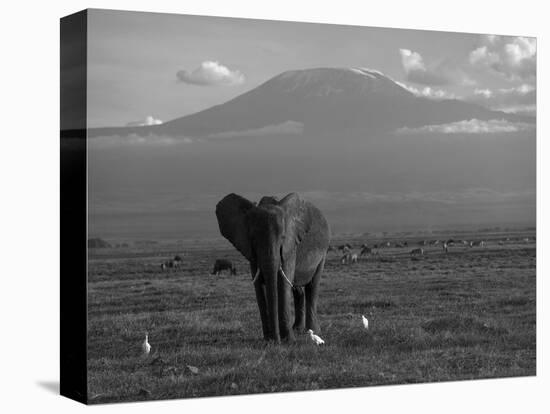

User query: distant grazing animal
[410,248,424,256]
[395,242,404,248]
[161,260,179,271]
[307,329,325,346]
[174,255,183,262]
[211,259,237,275]
[142,333,151,355]
[341,253,350,264]
[340,252,358,264]
[338,244,352,254]
[442,242,448,253]
[418,240,427,246]
[360,246,372,256]
[403,241,408,247]
[470,240,486,248]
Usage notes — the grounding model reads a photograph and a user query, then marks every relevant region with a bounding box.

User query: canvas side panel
[60,9,88,405]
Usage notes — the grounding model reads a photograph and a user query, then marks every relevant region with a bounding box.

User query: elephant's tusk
[251,267,293,288]
[279,267,294,288]
[252,268,261,284]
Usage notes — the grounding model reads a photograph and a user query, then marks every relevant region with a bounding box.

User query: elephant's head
[215,193,310,341]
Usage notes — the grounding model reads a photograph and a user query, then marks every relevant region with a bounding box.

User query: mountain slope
[83,67,533,138]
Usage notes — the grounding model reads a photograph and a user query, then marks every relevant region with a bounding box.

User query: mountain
[79,67,532,138]
[83,67,535,239]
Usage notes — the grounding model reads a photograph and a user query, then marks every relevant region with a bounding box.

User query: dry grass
[87,232,536,403]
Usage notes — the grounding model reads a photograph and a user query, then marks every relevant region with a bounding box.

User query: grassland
[87,231,536,404]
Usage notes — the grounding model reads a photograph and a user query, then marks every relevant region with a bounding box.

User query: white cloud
[492,104,536,117]
[399,49,450,85]
[469,36,536,81]
[176,61,245,86]
[206,121,304,139]
[396,81,458,99]
[89,133,190,148]
[126,115,163,127]
[396,119,534,135]
[474,88,493,98]
[467,84,536,116]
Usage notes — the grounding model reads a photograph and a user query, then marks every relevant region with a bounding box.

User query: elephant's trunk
[259,251,281,343]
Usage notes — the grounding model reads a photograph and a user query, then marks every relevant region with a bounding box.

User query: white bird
[362,315,369,330]
[142,333,151,355]
[307,329,325,345]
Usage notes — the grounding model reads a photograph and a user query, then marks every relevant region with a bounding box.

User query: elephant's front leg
[278,270,295,342]
[252,269,271,340]
[292,287,305,332]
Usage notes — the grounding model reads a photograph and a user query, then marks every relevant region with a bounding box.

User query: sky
[83,9,536,240]
[87,9,536,128]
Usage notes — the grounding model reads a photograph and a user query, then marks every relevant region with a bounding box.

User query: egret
[362,315,369,330]
[142,333,151,355]
[307,329,325,345]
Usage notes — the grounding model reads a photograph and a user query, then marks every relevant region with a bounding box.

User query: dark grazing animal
[211,259,237,275]
[410,247,424,256]
[360,246,372,256]
[161,259,180,271]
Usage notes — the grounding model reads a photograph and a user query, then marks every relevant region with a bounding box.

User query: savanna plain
[87,230,536,403]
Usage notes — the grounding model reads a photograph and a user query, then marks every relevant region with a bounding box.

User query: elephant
[216,192,330,343]
[211,259,237,275]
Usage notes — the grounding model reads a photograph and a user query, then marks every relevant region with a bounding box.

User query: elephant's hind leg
[305,257,325,333]
[292,286,306,332]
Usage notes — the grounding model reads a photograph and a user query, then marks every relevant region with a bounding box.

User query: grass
[87,232,536,403]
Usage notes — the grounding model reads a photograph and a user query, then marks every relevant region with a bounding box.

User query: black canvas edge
[60,9,88,405]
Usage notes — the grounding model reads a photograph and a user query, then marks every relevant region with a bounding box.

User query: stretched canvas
[60,8,536,404]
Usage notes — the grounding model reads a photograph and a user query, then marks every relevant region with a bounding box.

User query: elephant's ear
[258,195,279,206]
[279,193,310,259]
[216,193,255,261]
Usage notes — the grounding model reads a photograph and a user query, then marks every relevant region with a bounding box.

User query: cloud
[399,49,451,85]
[176,61,245,86]
[396,119,535,135]
[206,121,304,139]
[396,81,458,99]
[469,35,536,81]
[126,115,162,126]
[492,104,536,117]
[126,115,163,127]
[467,84,536,116]
[88,133,188,149]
